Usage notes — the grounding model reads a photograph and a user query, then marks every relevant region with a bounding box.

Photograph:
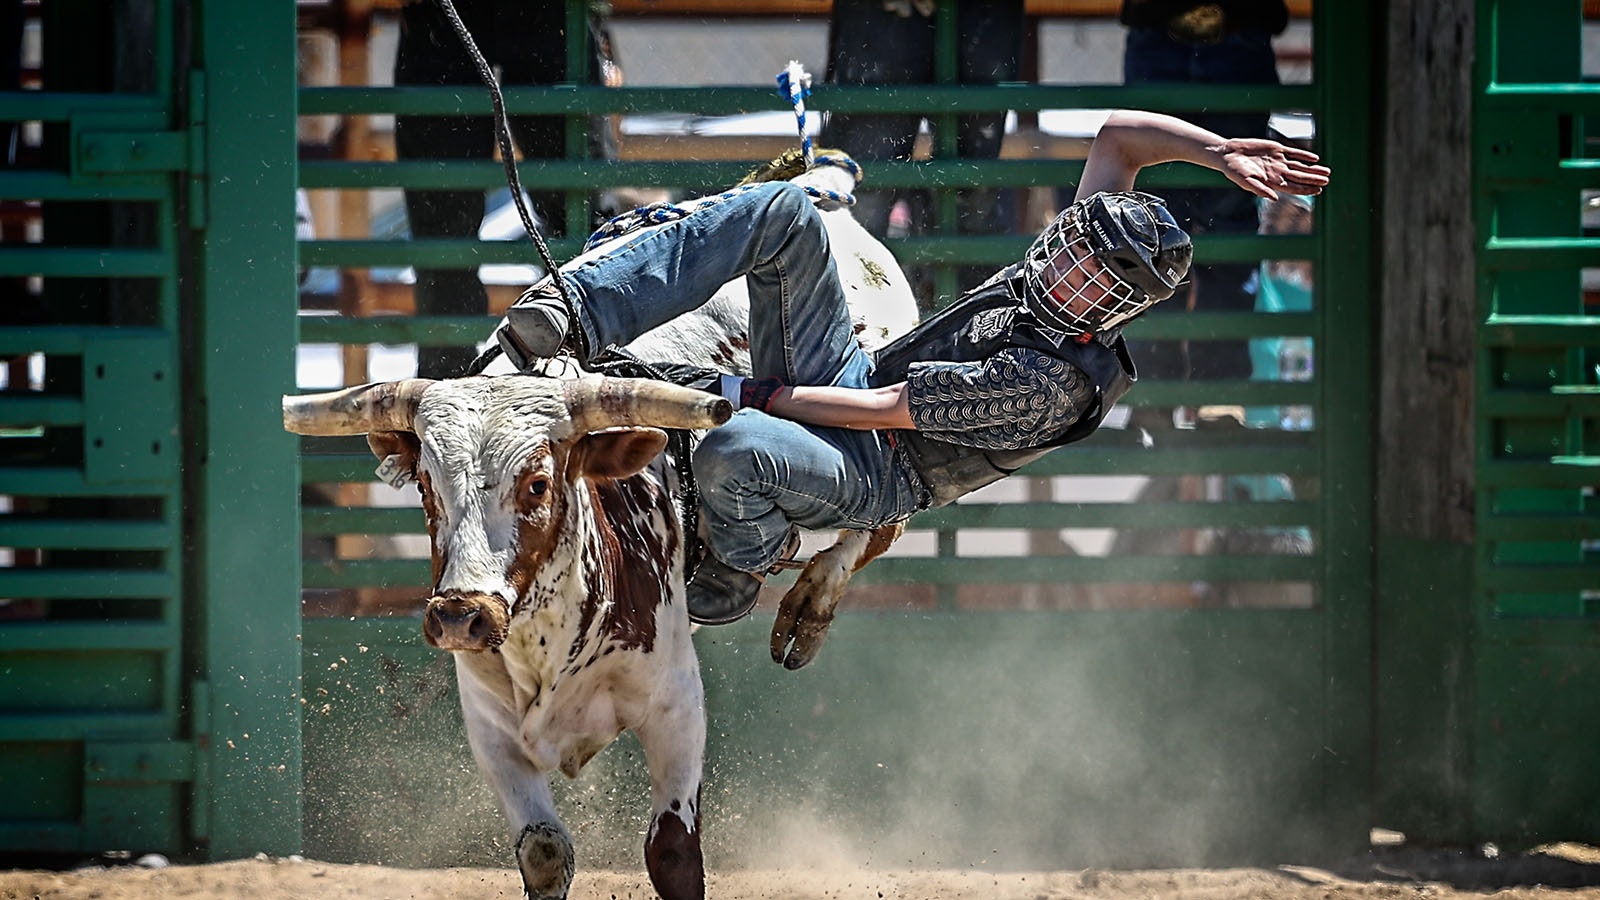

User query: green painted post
[1314,0,1378,851]
[1469,0,1600,847]
[191,0,303,858]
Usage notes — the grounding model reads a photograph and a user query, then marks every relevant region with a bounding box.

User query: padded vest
[870,270,1137,508]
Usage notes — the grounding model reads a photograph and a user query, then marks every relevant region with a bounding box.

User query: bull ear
[571,427,669,480]
[368,430,421,472]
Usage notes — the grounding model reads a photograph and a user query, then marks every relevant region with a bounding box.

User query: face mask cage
[1022,203,1158,337]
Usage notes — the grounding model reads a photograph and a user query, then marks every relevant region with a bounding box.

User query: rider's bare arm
[764,382,914,431]
[1078,109,1331,203]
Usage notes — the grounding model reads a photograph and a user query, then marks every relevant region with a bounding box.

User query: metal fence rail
[294,73,1337,604]
[0,0,190,856]
[1466,0,1600,845]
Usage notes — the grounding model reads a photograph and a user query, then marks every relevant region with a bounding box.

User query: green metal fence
[1466,0,1600,845]
[0,0,301,859]
[0,0,192,854]
[294,16,1357,605]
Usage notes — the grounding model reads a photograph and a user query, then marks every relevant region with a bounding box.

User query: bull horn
[562,375,733,434]
[282,379,436,435]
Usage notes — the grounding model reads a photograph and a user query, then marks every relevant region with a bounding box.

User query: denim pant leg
[562,181,861,385]
[559,181,913,571]
[692,353,922,573]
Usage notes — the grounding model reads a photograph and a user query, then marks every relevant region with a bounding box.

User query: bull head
[284,375,731,651]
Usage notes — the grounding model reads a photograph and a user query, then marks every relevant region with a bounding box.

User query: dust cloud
[691,611,1325,873]
[301,607,1329,876]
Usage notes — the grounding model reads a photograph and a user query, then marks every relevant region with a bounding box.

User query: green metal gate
[1466,0,1600,844]
[0,0,301,858]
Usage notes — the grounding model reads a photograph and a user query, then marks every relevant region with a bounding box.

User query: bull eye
[528,478,548,497]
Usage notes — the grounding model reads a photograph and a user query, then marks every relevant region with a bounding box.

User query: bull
[282,163,916,900]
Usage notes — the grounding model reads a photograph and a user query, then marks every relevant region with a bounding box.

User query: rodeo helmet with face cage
[1022,191,1193,337]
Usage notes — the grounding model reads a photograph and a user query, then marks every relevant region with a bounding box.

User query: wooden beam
[606,0,1316,18]
[609,0,829,14]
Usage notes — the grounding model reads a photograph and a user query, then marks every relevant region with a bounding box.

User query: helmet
[1022,191,1193,337]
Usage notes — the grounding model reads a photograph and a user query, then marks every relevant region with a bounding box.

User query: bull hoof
[645,809,705,900]
[515,821,575,900]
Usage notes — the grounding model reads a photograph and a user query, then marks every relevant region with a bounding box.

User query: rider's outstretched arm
[1078,109,1330,203]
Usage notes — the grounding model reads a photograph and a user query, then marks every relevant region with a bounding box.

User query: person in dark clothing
[496,110,1329,626]
[393,0,614,379]
[1120,0,1291,382]
[820,0,1026,307]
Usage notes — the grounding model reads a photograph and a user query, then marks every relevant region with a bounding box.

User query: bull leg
[769,522,904,669]
[514,816,576,900]
[454,655,575,900]
[632,667,707,900]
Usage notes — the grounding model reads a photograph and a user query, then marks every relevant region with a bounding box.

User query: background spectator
[1120,0,1289,383]
[821,0,1025,312]
[393,0,616,378]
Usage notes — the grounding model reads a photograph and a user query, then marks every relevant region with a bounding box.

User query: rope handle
[775,60,814,168]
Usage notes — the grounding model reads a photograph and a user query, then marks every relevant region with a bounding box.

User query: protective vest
[870,269,1137,508]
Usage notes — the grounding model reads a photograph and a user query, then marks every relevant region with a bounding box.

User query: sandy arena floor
[6,844,1600,900]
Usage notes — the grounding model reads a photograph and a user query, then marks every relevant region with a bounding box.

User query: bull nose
[423,594,505,650]
[427,605,484,638]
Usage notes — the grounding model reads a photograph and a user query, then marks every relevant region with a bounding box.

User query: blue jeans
[559,182,927,573]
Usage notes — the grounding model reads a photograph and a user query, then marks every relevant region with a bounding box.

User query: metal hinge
[68,70,208,229]
[75,129,188,175]
[83,739,197,784]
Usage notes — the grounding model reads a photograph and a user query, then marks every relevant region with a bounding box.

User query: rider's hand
[1218,138,1331,201]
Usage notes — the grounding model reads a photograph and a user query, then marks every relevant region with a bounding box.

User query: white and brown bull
[281,167,916,900]
[287,375,724,899]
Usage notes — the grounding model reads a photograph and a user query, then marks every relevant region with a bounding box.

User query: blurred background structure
[0,0,1596,875]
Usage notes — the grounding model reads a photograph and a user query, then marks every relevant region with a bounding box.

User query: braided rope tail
[433,0,577,377]
[582,62,857,256]
[775,62,859,208]
[776,60,814,169]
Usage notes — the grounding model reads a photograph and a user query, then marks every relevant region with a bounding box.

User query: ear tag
[374,454,413,489]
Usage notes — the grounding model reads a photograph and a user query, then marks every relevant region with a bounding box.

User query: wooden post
[1371,0,1477,842]
[1377,0,1476,545]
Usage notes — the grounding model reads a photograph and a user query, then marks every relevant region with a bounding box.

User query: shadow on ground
[1314,844,1600,891]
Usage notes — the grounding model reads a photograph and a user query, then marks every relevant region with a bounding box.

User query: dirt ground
[6,844,1600,900]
